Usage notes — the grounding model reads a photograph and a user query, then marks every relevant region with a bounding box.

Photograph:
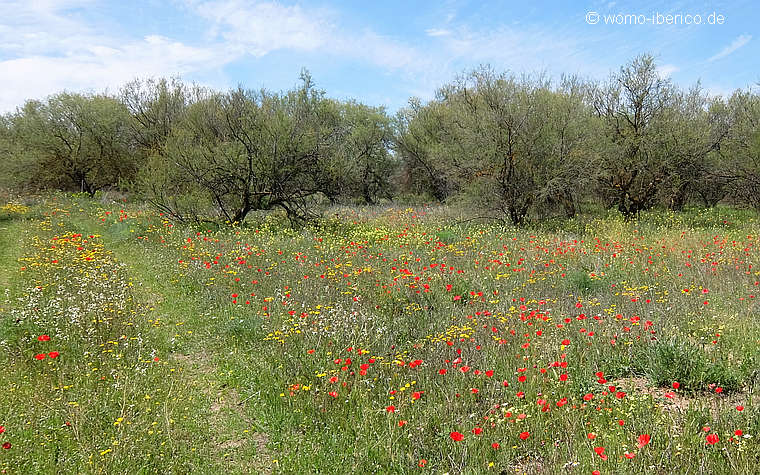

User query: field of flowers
[1,194,759,473]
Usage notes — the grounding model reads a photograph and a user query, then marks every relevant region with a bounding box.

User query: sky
[0,0,758,113]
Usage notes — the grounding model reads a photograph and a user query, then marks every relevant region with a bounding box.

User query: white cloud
[0,0,237,111]
[191,0,330,56]
[425,28,451,37]
[656,63,679,77]
[0,35,230,111]
[708,34,751,62]
[186,0,429,74]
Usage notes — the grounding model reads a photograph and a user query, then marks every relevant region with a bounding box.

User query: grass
[0,194,759,473]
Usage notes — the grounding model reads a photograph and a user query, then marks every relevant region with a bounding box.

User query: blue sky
[0,0,757,112]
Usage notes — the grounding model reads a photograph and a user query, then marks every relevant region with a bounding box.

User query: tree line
[1,55,759,225]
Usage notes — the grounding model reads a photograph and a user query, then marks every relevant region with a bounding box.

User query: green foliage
[6,93,136,195]
[567,269,605,296]
[644,338,745,393]
[396,67,598,224]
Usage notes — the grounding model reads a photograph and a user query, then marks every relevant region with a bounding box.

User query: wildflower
[386,405,396,413]
[34,353,46,360]
[48,351,60,359]
[637,434,651,448]
[2,442,10,450]
[737,405,744,411]
[706,434,719,445]
[594,447,608,460]
[418,459,427,467]
[472,427,483,435]
[519,431,530,440]
[38,335,51,342]
[491,442,500,449]
[450,431,464,441]
[672,382,680,389]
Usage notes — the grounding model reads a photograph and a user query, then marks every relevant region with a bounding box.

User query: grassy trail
[70,212,274,473]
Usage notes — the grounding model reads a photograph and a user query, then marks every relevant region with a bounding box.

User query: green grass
[1,194,759,473]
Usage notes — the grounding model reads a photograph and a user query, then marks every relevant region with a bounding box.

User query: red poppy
[450,431,464,441]
[472,427,483,435]
[706,434,719,445]
[672,382,680,389]
[519,431,530,440]
[2,442,10,450]
[594,447,608,460]
[637,434,651,448]
[386,405,396,413]
[0,426,4,434]
[34,353,46,360]
[398,420,407,427]
[418,459,427,467]
[491,442,499,449]
[735,429,743,437]
[583,393,594,401]
[48,351,59,359]
[624,452,636,459]
[38,335,51,342]
[328,391,338,398]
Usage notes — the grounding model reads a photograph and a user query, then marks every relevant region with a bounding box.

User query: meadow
[0,193,758,474]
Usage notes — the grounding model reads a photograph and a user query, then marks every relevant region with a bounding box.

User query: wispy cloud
[0,34,230,111]
[186,0,429,73]
[425,28,451,37]
[656,63,679,77]
[708,34,751,62]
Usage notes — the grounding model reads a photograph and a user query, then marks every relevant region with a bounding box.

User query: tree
[592,54,675,217]
[10,93,136,195]
[661,87,733,210]
[720,89,760,209]
[140,73,344,224]
[120,77,193,156]
[395,67,597,224]
[330,101,396,204]
[394,98,456,202]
